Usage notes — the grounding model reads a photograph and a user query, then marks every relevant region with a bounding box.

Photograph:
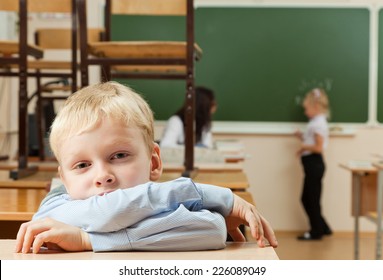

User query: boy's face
[58,118,162,199]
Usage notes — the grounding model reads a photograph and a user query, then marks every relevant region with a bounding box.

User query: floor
[258,231,382,260]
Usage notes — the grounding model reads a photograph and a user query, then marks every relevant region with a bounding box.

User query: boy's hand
[227,194,278,248]
[225,216,247,242]
[15,218,92,254]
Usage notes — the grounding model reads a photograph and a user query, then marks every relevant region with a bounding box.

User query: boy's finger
[248,217,258,240]
[228,228,246,242]
[256,236,266,248]
[22,226,36,254]
[14,222,27,252]
[21,220,49,253]
[262,219,278,248]
[32,231,52,254]
[247,210,261,240]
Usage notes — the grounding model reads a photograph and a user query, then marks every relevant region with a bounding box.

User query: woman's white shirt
[160,115,213,148]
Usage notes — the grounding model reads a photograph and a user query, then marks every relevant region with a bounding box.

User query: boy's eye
[74,162,90,169]
[111,152,129,160]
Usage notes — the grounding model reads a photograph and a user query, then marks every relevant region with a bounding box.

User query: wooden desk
[0,240,278,260]
[0,159,58,172]
[163,162,243,173]
[0,170,56,238]
[0,169,57,189]
[372,162,383,260]
[340,162,378,259]
[0,188,48,239]
[0,170,57,221]
[160,171,249,190]
[0,189,47,221]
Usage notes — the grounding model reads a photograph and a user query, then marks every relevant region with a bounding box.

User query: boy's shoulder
[40,181,68,207]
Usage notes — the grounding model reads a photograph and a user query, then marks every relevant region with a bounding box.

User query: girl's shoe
[297,232,322,241]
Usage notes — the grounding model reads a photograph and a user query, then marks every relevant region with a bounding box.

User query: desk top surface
[339,162,377,173]
[0,188,47,221]
[0,240,278,260]
[160,171,248,190]
[0,169,56,189]
[373,162,383,170]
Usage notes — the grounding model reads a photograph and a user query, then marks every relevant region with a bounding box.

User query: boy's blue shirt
[33,177,233,252]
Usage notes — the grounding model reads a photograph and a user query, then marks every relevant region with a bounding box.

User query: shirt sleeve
[88,206,227,252]
[312,122,327,138]
[160,116,184,148]
[33,177,233,233]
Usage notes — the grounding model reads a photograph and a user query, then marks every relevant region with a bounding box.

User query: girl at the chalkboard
[295,88,332,240]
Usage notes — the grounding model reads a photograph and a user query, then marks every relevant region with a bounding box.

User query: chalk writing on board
[298,78,333,92]
[295,78,333,105]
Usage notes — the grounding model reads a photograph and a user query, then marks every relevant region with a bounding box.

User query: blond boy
[16,82,277,253]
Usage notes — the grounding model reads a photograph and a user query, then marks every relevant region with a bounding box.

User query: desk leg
[9,165,38,180]
[352,173,361,260]
[376,170,383,259]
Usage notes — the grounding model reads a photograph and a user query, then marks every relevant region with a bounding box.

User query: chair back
[110,0,186,16]
[35,28,104,50]
[0,0,78,171]
[0,0,72,13]
[0,0,17,11]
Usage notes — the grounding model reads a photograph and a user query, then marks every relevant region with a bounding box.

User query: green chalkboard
[112,7,370,122]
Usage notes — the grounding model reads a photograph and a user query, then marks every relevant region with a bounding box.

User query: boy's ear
[58,165,63,181]
[150,142,163,181]
[58,166,67,189]
[57,166,70,194]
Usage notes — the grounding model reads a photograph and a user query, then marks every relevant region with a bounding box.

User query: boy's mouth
[98,189,116,196]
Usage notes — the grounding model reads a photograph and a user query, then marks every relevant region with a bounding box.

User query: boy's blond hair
[49,82,154,162]
[304,88,330,119]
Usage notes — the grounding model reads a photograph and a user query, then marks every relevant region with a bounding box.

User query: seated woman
[160,86,217,148]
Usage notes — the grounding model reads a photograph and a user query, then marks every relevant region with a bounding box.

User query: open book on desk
[161,147,226,165]
[161,146,244,172]
[214,140,247,162]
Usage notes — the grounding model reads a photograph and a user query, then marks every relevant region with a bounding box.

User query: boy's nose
[95,173,116,187]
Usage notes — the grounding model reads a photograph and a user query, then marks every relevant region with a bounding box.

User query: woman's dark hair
[175,86,216,143]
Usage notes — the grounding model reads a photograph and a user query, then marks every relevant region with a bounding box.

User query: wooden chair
[0,0,77,179]
[31,28,103,160]
[30,28,77,161]
[77,0,202,176]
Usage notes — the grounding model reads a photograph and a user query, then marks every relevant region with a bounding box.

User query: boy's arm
[33,178,277,248]
[16,207,226,253]
[89,207,227,252]
[34,177,233,233]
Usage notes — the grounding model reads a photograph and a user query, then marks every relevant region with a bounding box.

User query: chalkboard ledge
[211,121,356,136]
[154,121,357,137]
